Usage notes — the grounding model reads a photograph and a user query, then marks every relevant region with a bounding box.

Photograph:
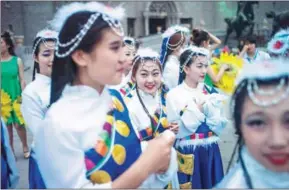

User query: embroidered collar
[182,81,199,93]
[167,55,179,64]
[138,88,160,107]
[35,73,51,84]
[245,50,259,63]
[62,84,109,100]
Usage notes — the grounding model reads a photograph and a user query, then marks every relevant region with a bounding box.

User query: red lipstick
[265,154,289,166]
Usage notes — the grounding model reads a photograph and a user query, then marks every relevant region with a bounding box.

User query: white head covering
[267,28,289,57]
[49,2,125,58]
[32,29,58,55]
[234,58,289,108]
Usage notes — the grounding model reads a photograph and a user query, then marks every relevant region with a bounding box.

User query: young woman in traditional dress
[34,2,175,188]
[191,29,229,93]
[110,36,137,92]
[21,29,58,188]
[166,46,228,189]
[216,58,289,188]
[216,28,289,189]
[126,48,179,188]
[160,26,189,90]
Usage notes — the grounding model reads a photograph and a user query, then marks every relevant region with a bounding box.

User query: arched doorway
[144,1,181,36]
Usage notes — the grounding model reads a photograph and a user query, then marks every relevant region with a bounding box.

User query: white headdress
[123,36,136,50]
[162,25,190,39]
[162,25,190,51]
[234,58,289,108]
[32,29,58,55]
[267,28,289,57]
[49,2,125,58]
[134,48,160,66]
[180,45,210,73]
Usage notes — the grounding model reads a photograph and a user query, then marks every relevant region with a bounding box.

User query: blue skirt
[1,154,9,189]
[176,143,224,189]
[29,150,46,189]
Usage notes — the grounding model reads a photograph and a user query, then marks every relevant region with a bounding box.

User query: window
[180,18,193,30]
[127,18,135,37]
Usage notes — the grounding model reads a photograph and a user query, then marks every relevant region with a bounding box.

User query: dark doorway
[149,18,166,35]
[127,18,136,37]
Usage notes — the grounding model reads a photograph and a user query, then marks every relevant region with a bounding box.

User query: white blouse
[127,89,161,132]
[21,73,51,149]
[166,82,228,146]
[162,55,180,90]
[215,147,289,188]
[127,89,179,188]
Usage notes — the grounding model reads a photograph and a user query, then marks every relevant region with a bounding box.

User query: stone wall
[1,1,288,45]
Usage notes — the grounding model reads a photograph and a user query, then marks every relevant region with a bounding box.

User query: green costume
[1,56,25,126]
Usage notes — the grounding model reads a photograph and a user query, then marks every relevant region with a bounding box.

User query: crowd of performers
[1,2,289,189]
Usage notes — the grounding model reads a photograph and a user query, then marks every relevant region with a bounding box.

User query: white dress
[21,73,51,150]
[127,89,179,188]
[163,55,180,90]
[215,147,289,188]
[166,82,228,147]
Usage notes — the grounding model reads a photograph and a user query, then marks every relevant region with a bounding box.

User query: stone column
[145,15,149,36]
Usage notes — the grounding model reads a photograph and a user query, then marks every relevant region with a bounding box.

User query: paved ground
[13,56,237,188]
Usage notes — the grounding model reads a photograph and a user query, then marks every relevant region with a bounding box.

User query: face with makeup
[184,55,208,84]
[34,40,56,77]
[133,60,162,95]
[123,45,136,75]
[72,28,125,86]
[241,82,289,172]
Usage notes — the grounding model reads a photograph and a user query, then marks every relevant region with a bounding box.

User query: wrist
[137,153,154,176]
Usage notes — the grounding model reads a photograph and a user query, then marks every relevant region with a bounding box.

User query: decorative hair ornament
[160,25,190,65]
[267,28,289,57]
[162,25,190,39]
[32,29,58,55]
[123,36,136,50]
[49,2,125,58]
[235,58,289,108]
[133,48,160,66]
[162,25,189,51]
[180,46,209,73]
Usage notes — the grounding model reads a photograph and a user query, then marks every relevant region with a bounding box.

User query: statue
[266,10,289,37]
[223,1,259,45]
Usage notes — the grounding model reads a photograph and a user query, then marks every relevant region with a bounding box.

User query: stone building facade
[1,1,289,45]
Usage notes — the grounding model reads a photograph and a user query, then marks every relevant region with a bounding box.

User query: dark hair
[191,29,209,47]
[1,31,15,56]
[123,38,136,48]
[50,11,110,105]
[135,40,141,51]
[245,35,257,45]
[162,31,185,71]
[178,49,206,84]
[32,37,56,81]
[228,76,289,188]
